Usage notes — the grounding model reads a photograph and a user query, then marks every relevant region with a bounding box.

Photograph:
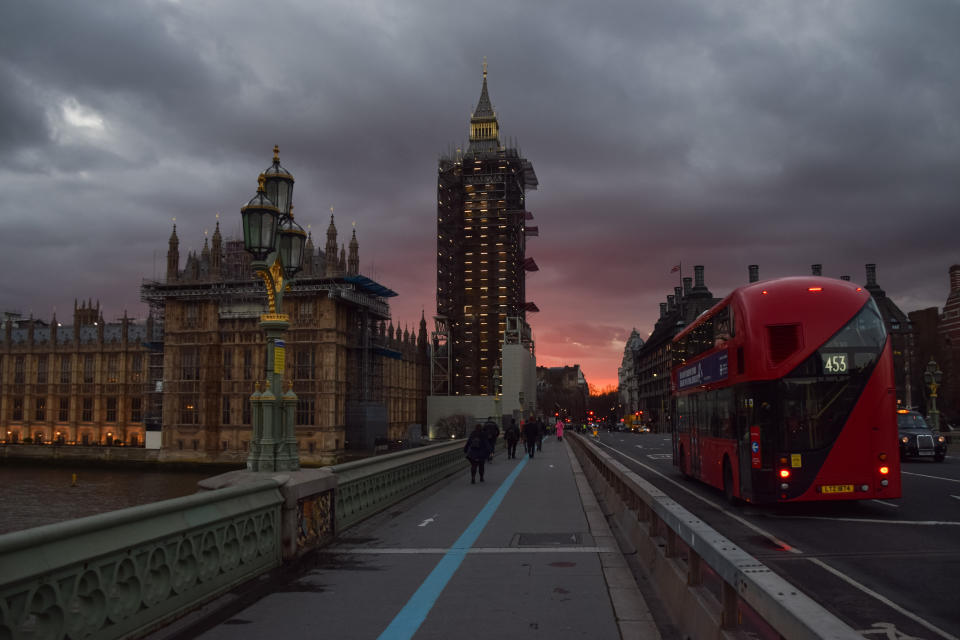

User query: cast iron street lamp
[923,358,943,431]
[240,146,306,472]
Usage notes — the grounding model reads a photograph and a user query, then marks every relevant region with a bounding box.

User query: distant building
[862,263,911,409]
[632,266,720,432]
[937,265,960,422]
[537,364,589,421]
[617,329,644,415]
[434,62,539,396]
[0,301,151,447]
[142,208,429,464]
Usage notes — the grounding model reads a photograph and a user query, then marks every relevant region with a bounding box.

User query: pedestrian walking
[536,417,544,451]
[522,417,539,459]
[504,418,520,459]
[555,418,564,442]
[483,417,500,462]
[464,424,493,484]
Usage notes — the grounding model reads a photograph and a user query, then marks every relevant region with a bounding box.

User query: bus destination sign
[678,350,728,390]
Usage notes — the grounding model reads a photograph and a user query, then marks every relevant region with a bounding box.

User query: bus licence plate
[821,484,854,494]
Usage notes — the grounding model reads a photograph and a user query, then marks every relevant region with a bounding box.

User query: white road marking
[871,500,900,508]
[417,514,438,527]
[809,558,959,640]
[329,546,617,554]
[903,471,960,484]
[595,440,803,554]
[634,445,644,449]
[772,516,960,526]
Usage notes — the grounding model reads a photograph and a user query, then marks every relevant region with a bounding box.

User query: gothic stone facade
[148,218,429,465]
[0,301,151,447]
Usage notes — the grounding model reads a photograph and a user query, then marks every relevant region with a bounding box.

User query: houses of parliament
[0,185,429,466]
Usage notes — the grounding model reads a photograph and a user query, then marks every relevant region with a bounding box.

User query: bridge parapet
[0,440,467,639]
[331,439,465,531]
[568,434,862,640]
[0,479,283,640]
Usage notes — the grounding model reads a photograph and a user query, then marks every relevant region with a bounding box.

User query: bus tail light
[879,466,889,475]
[808,287,823,292]
[878,453,887,461]
[779,468,790,479]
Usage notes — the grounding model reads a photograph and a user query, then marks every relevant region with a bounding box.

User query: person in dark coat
[483,417,500,463]
[504,418,520,459]
[535,417,545,451]
[522,417,539,459]
[464,424,493,483]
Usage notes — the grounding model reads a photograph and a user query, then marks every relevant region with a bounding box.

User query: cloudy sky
[2,0,959,390]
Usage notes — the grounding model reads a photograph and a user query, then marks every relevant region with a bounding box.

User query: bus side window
[718,388,734,439]
[714,307,731,347]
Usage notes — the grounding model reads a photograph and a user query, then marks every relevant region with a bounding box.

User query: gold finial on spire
[352,220,356,228]
[215,211,220,220]
[273,145,280,161]
[257,174,266,191]
[289,204,295,218]
[482,57,487,78]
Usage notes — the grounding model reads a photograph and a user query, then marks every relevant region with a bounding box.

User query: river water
[0,463,225,535]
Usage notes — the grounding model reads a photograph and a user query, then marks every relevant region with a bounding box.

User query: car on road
[896,410,947,462]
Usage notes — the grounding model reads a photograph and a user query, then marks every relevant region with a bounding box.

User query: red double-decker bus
[671,276,901,503]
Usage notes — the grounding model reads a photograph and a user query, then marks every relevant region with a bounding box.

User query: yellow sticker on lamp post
[274,340,285,373]
[791,454,802,468]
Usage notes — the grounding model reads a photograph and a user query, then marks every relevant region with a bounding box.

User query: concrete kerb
[563,440,663,640]
[569,434,863,640]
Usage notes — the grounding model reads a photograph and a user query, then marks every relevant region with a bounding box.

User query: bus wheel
[723,459,737,504]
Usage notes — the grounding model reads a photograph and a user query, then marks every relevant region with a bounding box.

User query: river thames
[0,463,225,534]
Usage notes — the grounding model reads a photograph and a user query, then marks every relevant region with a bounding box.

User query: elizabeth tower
[436,63,538,396]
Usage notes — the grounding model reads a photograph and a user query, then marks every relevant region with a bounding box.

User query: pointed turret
[468,58,500,154]
[211,219,223,279]
[303,230,315,276]
[418,311,428,349]
[167,222,179,282]
[325,214,338,276]
[348,227,359,276]
[339,244,346,274]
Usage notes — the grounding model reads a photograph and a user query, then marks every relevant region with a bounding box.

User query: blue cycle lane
[195,437,648,640]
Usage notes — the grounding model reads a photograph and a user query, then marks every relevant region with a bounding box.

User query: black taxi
[897,410,947,462]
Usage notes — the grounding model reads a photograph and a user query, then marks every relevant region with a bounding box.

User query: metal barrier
[568,434,862,640]
[0,479,283,640]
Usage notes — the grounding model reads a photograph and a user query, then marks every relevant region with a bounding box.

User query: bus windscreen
[779,299,886,452]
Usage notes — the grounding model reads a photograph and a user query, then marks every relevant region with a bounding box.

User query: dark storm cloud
[2,0,959,386]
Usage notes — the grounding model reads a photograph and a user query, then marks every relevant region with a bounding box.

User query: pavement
[167,436,663,640]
